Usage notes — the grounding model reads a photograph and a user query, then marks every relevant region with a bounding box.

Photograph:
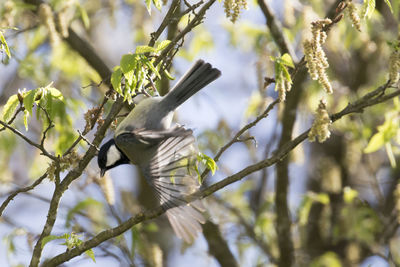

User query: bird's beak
[100,169,106,177]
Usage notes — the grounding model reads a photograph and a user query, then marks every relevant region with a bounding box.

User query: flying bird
[98,60,221,242]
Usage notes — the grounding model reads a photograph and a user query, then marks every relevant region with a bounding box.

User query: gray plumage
[111,60,221,242]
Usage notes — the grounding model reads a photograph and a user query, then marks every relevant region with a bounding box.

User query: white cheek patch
[106,145,122,167]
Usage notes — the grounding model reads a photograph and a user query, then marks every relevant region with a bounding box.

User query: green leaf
[41,235,65,248]
[77,4,90,29]
[145,0,152,14]
[156,40,171,52]
[144,222,159,233]
[364,132,385,153]
[362,0,376,19]
[120,54,136,73]
[280,53,295,68]
[144,60,160,78]
[131,227,139,258]
[313,192,330,204]
[163,69,175,80]
[298,195,313,226]
[364,114,399,153]
[85,249,96,263]
[0,31,11,58]
[124,69,135,88]
[274,63,283,84]
[281,64,292,83]
[23,89,37,115]
[394,97,400,111]
[343,186,358,203]
[384,0,393,13]
[111,66,123,95]
[135,45,157,54]
[299,196,313,226]
[23,109,29,131]
[54,125,76,154]
[378,116,398,141]
[48,87,64,101]
[385,142,396,168]
[63,232,83,249]
[311,252,341,267]
[198,152,218,175]
[269,55,277,62]
[43,89,53,120]
[2,94,19,121]
[152,0,162,10]
[298,192,329,226]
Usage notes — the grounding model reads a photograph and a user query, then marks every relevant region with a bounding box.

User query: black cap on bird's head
[98,139,130,177]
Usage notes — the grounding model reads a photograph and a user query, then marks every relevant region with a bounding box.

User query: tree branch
[0,106,24,132]
[148,0,181,47]
[45,82,400,266]
[153,0,217,67]
[37,104,54,147]
[65,29,112,83]
[21,0,218,264]
[201,99,279,179]
[29,96,125,267]
[0,119,57,161]
[0,173,48,217]
[260,2,345,265]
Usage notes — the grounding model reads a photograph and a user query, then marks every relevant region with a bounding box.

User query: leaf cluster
[111,41,171,103]
[42,232,95,263]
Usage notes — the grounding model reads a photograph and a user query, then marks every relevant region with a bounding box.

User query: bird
[97,60,221,242]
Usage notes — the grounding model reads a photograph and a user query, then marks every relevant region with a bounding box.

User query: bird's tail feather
[161,60,221,111]
[165,200,206,243]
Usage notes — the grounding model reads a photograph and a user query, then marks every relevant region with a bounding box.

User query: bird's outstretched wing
[133,126,206,243]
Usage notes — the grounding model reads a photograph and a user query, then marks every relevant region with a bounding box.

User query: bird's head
[97,139,130,176]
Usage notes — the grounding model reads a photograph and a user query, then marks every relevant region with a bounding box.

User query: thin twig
[29,97,125,267]
[77,130,99,152]
[181,0,204,16]
[63,96,108,157]
[0,173,48,217]
[37,104,54,147]
[153,0,218,67]
[0,119,57,161]
[201,99,279,179]
[148,0,181,47]
[0,106,24,132]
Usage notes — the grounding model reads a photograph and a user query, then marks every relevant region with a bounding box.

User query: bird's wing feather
[116,125,190,146]
[139,126,206,243]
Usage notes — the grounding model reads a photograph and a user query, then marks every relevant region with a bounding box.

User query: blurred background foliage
[0,0,400,266]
